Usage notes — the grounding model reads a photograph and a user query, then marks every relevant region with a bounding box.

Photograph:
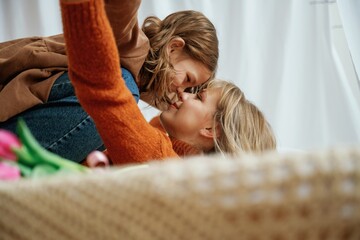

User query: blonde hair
[139,10,219,108]
[209,80,276,154]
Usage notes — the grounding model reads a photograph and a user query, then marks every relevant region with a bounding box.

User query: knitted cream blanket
[0,147,359,240]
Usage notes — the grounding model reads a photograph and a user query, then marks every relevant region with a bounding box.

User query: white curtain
[337,0,360,87]
[1,0,359,151]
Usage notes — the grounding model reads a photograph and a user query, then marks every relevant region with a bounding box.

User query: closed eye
[184,87,193,93]
[184,85,200,94]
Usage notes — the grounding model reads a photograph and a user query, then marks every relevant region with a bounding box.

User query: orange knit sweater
[60,0,178,165]
[149,116,202,157]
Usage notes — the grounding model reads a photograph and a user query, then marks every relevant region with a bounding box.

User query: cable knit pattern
[0,146,359,239]
[60,0,177,165]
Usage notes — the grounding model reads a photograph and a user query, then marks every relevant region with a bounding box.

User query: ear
[167,37,185,55]
[199,126,221,139]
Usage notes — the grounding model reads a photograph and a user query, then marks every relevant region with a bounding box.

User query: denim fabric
[122,68,140,103]
[0,68,139,163]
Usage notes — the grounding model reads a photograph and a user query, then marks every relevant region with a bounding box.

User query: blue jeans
[0,68,139,163]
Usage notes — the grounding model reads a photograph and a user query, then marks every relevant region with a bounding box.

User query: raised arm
[60,0,177,164]
[62,0,148,82]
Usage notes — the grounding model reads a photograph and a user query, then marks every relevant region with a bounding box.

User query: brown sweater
[0,0,149,122]
[60,0,178,164]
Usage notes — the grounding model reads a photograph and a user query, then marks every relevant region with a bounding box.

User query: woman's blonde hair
[139,10,219,108]
[209,80,276,154]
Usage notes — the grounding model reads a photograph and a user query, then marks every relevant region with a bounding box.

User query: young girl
[60,0,276,165]
[0,0,218,162]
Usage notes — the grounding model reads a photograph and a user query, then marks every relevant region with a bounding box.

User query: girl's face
[168,39,211,94]
[160,87,221,141]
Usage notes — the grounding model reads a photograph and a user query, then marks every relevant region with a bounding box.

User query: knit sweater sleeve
[60,0,178,164]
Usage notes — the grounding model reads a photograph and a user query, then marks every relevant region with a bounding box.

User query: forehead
[203,87,221,106]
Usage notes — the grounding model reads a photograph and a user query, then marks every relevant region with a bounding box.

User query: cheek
[171,68,186,86]
[168,73,182,93]
[177,107,206,130]
[171,74,184,87]
[180,111,199,124]
[160,107,205,138]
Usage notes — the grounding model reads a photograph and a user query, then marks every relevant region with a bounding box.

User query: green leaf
[31,164,58,178]
[16,119,89,173]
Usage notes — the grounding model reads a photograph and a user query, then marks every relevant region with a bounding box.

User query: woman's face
[168,41,211,94]
[160,87,221,141]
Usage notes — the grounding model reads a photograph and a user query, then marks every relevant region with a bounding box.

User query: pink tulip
[0,162,21,180]
[86,150,110,168]
[0,130,21,161]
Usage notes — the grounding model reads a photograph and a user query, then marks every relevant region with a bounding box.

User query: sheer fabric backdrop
[1,0,359,151]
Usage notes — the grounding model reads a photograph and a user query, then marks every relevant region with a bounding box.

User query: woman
[60,0,276,165]
[0,0,218,162]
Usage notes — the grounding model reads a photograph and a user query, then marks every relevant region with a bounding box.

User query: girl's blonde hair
[209,80,276,154]
[139,10,219,108]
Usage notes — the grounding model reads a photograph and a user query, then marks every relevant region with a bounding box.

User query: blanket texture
[0,147,359,240]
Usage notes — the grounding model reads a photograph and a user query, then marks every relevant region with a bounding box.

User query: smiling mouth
[171,103,178,109]
[169,102,180,110]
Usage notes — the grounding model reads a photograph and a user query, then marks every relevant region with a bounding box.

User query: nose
[178,91,194,101]
[176,87,185,100]
[176,87,185,94]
